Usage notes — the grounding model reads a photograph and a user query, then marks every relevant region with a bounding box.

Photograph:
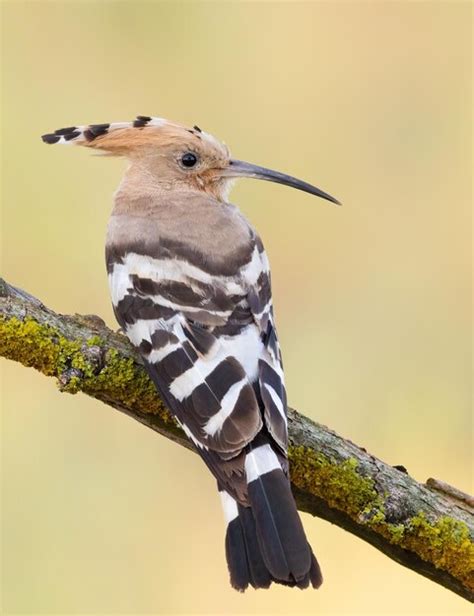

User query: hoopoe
[42,116,340,591]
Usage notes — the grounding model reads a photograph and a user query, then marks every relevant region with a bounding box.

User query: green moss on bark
[375,513,474,591]
[1,315,64,375]
[83,347,171,421]
[288,445,381,515]
[288,445,474,590]
[0,316,173,425]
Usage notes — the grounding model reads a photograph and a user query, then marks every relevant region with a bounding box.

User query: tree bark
[1,277,472,601]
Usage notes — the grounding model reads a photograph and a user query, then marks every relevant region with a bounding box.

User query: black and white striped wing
[108,236,289,496]
[144,314,263,457]
[248,240,288,456]
[107,249,270,496]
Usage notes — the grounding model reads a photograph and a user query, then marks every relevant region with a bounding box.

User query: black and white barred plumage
[42,115,339,591]
[107,225,320,590]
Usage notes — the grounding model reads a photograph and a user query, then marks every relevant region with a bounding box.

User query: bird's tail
[219,442,322,591]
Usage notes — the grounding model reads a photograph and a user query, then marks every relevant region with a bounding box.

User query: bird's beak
[223,159,341,205]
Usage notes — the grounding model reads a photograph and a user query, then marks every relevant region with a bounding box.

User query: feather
[245,444,312,583]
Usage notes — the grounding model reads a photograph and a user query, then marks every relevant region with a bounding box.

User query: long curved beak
[223,159,341,205]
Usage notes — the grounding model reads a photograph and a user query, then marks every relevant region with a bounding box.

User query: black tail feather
[309,549,324,589]
[237,504,272,589]
[223,474,323,590]
[225,516,251,592]
[248,467,314,585]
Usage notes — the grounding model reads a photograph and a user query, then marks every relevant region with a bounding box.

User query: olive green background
[1,1,471,614]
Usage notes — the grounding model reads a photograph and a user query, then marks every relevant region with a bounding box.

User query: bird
[42,115,340,591]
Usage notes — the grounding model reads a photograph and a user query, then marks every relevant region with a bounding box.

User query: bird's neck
[106,165,254,273]
[112,162,183,216]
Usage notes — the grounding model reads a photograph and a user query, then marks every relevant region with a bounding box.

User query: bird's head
[42,115,340,204]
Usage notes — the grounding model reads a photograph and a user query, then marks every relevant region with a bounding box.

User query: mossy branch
[1,277,472,602]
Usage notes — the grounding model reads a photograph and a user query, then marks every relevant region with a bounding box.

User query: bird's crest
[41,115,219,156]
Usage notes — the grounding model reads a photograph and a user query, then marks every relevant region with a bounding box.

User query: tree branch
[1,277,472,601]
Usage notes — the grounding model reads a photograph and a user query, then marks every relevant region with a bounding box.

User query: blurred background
[1,1,471,614]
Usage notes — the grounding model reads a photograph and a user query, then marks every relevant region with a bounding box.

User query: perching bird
[42,116,340,591]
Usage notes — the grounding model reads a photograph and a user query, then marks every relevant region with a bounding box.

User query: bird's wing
[247,237,288,455]
[108,241,282,501]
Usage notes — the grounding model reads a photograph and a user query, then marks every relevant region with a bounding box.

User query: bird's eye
[181,152,198,168]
